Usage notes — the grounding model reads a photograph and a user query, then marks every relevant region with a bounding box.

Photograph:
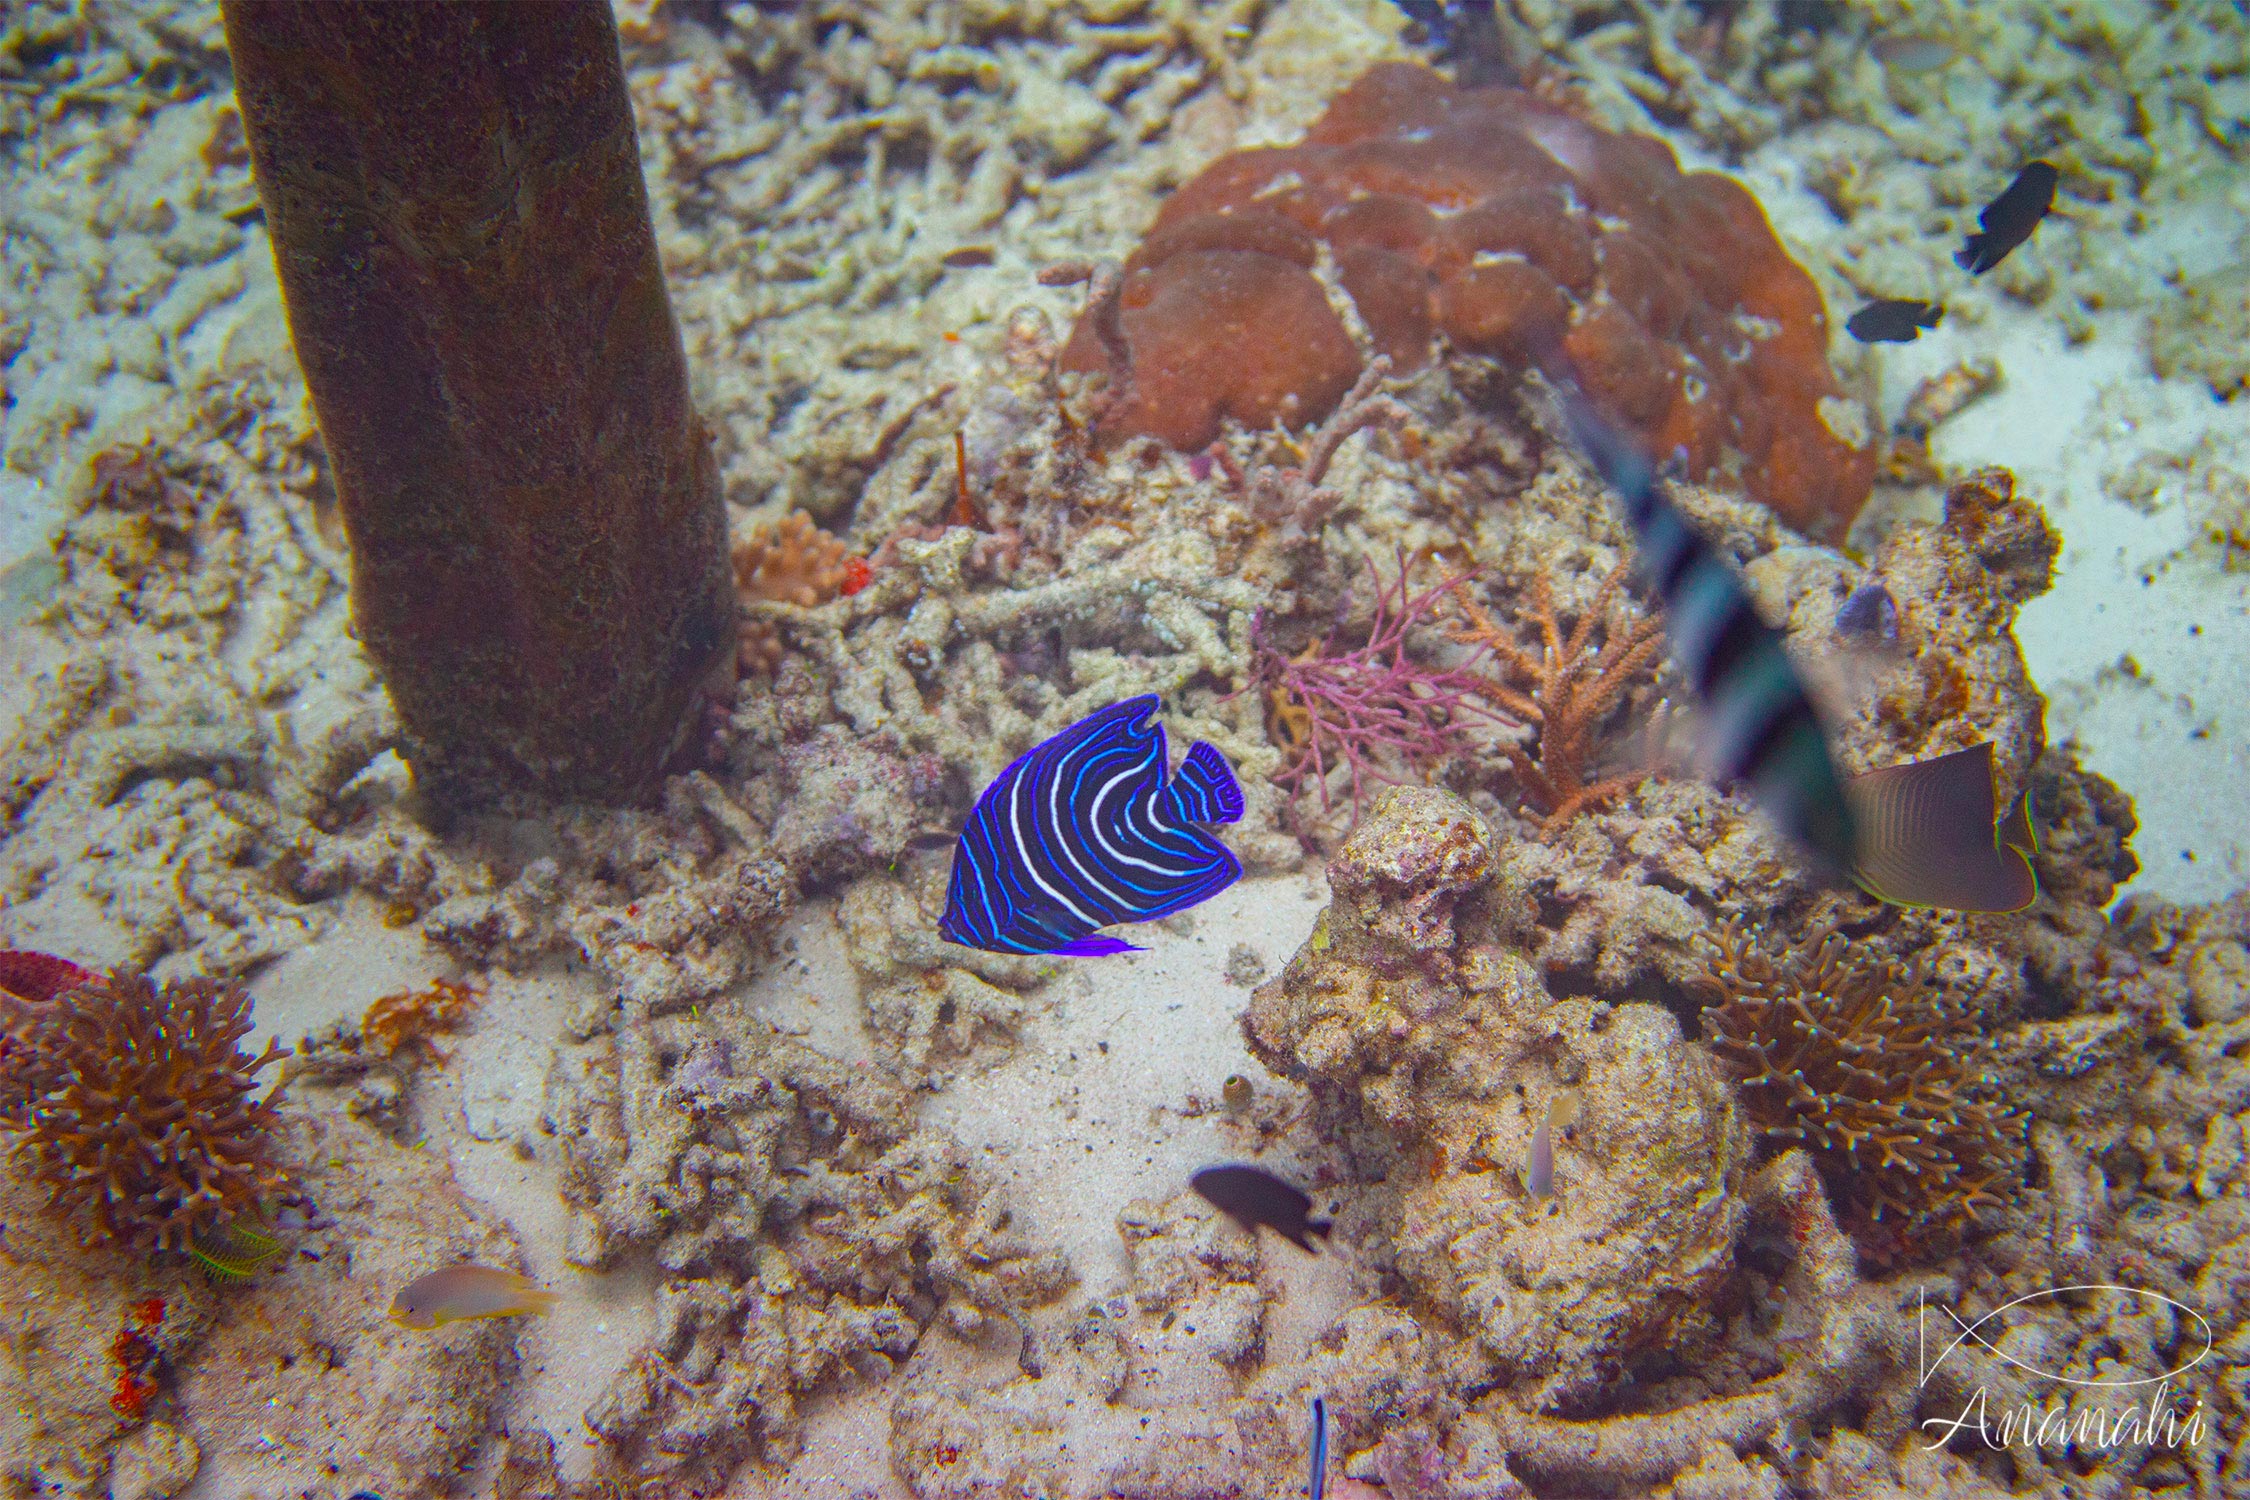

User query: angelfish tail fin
[1166,741,1246,825]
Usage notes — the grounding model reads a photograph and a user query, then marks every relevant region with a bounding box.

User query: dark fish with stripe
[1845,741,2039,912]
[1846,298,1944,344]
[1191,1163,1333,1253]
[1310,1394,1330,1500]
[1955,161,2059,275]
[939,696,1244,958]
[1560,394,1857,871]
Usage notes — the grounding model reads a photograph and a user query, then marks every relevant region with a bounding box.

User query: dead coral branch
[1450,565,1663,831]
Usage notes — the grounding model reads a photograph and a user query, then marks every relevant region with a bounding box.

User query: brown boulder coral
[1244,786,1749,1404]
[1063,62,1876,540]
[0,970,292,1255]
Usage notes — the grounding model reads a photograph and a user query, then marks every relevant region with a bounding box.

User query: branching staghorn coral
[1690,923,2028,1259]
[1249,556,1510,825]
[0,968,293,1255]
[1450,564,1664,830]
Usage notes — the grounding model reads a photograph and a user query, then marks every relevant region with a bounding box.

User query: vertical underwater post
[222,0,735,804]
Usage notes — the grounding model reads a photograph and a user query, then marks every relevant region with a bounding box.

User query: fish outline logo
[1915,1283,2213,1391]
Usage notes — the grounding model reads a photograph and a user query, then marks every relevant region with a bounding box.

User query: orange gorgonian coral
[1690,924,2026,1258]
[0,971,293,1255]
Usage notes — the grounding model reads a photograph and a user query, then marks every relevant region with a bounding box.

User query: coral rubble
[1063,61,1878,539]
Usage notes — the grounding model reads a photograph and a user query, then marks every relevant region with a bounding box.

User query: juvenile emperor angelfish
[939,696,1245,957]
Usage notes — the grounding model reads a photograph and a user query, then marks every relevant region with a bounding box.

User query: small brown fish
[390,1266,557,1329]
[1956,162,2059,275]
[1847,298,1944,345]
[1190,1164,1332,1253]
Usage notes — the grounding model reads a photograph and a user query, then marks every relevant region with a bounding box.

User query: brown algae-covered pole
[223,1,734,804]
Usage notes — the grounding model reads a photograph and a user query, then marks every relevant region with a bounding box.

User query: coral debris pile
[1065,61,1877,539]
[0,969,292,1255]
[1692,922,2027,1256]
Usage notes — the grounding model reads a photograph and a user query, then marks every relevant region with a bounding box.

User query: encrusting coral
[0,966,292,1256]
[1690,922,2028,1259]
[731,510,864,673]
[1450,564,1665,830]
[1062,61,1878,539]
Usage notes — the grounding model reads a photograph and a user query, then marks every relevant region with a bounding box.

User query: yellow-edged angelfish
[390,1265,557,1329]
[1844,742,2039,912]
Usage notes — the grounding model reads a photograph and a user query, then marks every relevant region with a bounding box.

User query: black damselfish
[1560,395,1856,871]
[1846,298,1944,344]
[1190,1164,1333,1253]
[1955,161,2058,275]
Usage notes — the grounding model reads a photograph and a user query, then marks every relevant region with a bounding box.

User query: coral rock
[1065,63,1875,540]
[1246,787,1749,1401]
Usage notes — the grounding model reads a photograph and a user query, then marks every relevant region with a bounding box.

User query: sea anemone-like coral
[1689,923,2026,1258]
[1249,557,1508,824]
[1450,565,1665,830]
[0,970,293,1255]
[732,511,854,673]
[1060,61,1877,539]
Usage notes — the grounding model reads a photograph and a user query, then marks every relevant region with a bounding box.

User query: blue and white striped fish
[1561,394,1857,871]
[939,696,1245,958]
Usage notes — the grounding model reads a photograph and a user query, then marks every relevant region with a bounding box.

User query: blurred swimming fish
[1384,0,1458,47]
[1310,1394,1330,1500]
[1846,299,1944,345]
[1833,582,1901,647]
[939,696,1244,958]
[390,1265,557,1329]
[1845,741,2039,912]
[1191,1164,1332,1253]
[1871,34,1957,74]
[1956,162,2059,275]
[1559,395,1857,871]
[1525,1088,1580,1199]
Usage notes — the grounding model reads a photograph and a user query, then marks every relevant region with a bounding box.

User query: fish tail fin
[1997,790,2038,858]
[1167,741,1245,825]
[522,1287,560,1317]
[1047,934,1144,957]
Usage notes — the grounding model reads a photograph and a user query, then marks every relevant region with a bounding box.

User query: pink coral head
[0,949,96,1005]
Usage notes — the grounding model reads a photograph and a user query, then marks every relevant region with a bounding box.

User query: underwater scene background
[2,1,2249,1497]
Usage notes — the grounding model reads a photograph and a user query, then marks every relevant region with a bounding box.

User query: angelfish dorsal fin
[1165,740,1246,825]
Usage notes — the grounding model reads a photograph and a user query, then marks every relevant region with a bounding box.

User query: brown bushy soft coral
[0,971,293,1255]
[732,511,852,673]
[1690,925,2026,1259]
[1449,565,1664,830]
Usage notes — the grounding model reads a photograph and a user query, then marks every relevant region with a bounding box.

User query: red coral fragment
[839,556,872,597]
[132,1296,166,1328]
[111,1372,158,1421]
[1065,62,1876,540]
[0,949,96,1004]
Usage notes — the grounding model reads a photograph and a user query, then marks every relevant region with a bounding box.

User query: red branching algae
[1063,62,1875,539]
[1252,556,1511,821]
